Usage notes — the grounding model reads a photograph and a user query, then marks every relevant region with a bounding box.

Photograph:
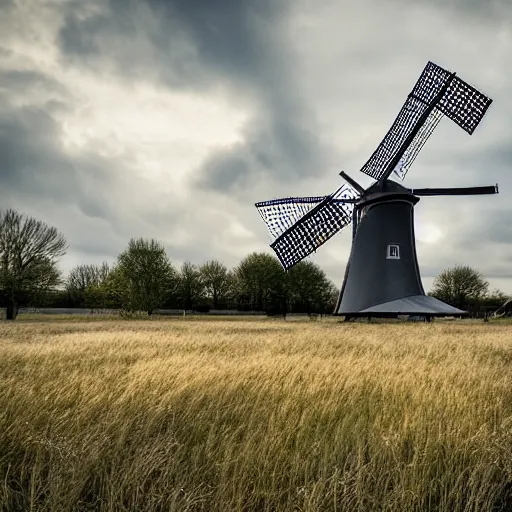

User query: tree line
[63,245,338,316]
[0,210,338,320]
[0,209,509,320]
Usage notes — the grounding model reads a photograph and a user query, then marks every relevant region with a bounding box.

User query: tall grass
[1,318,511,511]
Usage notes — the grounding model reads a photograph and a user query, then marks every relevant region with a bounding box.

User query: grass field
[1,316,511,511]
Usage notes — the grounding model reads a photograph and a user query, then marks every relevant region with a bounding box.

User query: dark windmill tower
[255,61,498,320]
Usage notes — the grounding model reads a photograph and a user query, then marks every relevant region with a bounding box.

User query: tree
[115,238,177,315]
[83,267,124,310]
[473,288,509,317]
[199,260,233,309]
[287,261,338,315]
[177,261,204,310]
[0,209,67,320]
[233,253,286,313]
[320,280,340,315]
[66,262,111,307]
[430,265,489,311]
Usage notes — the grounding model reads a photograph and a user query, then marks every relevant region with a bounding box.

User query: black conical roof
[365,179,411,195]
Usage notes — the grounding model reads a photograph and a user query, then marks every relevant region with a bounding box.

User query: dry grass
[1,317,511,511]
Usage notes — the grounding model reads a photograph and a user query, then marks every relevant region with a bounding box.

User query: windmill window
[387,244,400,259]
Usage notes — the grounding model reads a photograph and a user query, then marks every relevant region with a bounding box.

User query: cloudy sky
[1,0,511,293]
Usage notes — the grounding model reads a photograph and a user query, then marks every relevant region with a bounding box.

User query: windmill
[255,61,498,320]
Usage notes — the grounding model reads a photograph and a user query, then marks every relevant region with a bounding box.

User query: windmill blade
[360,61,492,182]
[389,108,444,180]
[256,195,329,240]
[412,185,498,196]
[270,197,354,270]
[255,183,358,241]
[259,184,358,270]
[415,70,492,135]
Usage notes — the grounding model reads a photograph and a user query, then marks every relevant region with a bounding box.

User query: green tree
[177,262,204,310]
[115,238,176,315]
[287,261,338,315]
[0,209,67,320]
[40,288,73,308]
[320,281,340,314]
[199,260,233,309]
[67,262,111,307]
[83,267,125,310]
[430,265,489,311]
[477,288,509,316]
[234,253,286,313]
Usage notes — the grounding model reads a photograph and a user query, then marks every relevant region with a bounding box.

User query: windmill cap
[357,179,418,208]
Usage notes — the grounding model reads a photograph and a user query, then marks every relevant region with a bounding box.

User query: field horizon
[1,316,511,511]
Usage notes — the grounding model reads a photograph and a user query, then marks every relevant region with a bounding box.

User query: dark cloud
[58,1,202,89]
[456,206,512,250]
[57,0,332,192]
[198,151,250,192]
[405,140,512,192]
[0,104,109,218]
[146,0,286,82]
[196,104,331,193]
[384,0,512,28]
[59,0,286,86]
[0,70,66,97]
[410,0,512,18]
[450,143,512,177]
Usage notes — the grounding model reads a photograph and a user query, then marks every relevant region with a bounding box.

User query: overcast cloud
[1,0,511,293]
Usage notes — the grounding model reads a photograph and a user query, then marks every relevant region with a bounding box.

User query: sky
[1,0,511,294]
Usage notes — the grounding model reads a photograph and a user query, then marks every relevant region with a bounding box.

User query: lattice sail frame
[392,108,444,180]
[360,61,493,181]
[256,184,359,270]
[256,196,327,240]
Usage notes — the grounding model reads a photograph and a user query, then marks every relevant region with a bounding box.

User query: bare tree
[0,209,67,320]
[66,262,111,306]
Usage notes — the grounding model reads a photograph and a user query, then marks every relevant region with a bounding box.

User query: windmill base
[335,294,466,318]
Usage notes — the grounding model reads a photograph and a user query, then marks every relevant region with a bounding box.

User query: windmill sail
[255,196,328,240]
[391,108,444,180]
[257,184,358,270]
[360,61,493,182]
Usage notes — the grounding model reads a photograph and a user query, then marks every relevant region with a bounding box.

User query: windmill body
[255,61,498,319]
[334,180,464,318]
